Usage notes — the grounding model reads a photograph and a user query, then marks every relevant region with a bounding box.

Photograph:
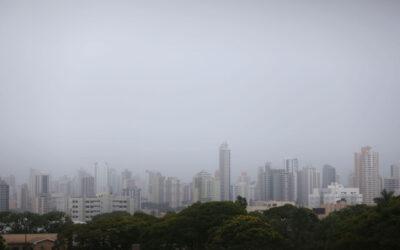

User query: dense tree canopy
[0,211,72,234]
[0,234,4,250]
[208,214,286,250]
[12,191,397,250]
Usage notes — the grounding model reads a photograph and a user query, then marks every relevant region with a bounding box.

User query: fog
[1,0,399,184]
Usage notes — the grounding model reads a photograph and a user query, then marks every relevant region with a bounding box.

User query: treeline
[0,211,73,250]
[0,211,72,234]
[54,191,400,250]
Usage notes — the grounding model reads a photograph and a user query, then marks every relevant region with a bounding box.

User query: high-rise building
[94,162,109,194]
[108,168,121,195]
[122,186,141,211]
[82,176,95,198]
[382,177,399,193]
[29,169,50,198]
[284,158,298,173]
[18,183,29,211]
[34,193,51,215]
[165,177,181,208]
[391,164,400,180]
[354,146,380,204]
[193,171,220,203]
[233,173,251,202]
[256,163,290,202]
[182,183,192,205]
[284,158,298,202]
[2,175,16,210]
[0,180,10,211]
[219,143,231,201]
[29,169,51,213]
[297,166,320,206]
[147,171,165,204]
[322,164,336,188]
[121,169,132,190]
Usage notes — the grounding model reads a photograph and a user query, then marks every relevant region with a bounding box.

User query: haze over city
[1,0,400,184]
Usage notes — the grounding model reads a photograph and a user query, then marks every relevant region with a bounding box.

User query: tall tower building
[0,180,10,211]
[256,163,290,202]
[354,146,379,204]
[29,169,51,213]
[219,142,231,201]
[146,171,165,204]
[297,166,320,207]
[165,177,181,208]
[284,158,298,202]
[95,162,109,194]
[18,183,29,211]
[82,176,95,198]
[322,164,336,188]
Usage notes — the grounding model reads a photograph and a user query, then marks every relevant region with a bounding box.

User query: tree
[333,196,400,250]
[235,196,247,209]
[0,233,5,250]
[313,204,371,250]
[154,201,247,250]
[91,211,131,221]
[374,189,394,206]
[208,215,286,250]
[263,205,318,249]
[56,213,156,250]
[42,211,73,233]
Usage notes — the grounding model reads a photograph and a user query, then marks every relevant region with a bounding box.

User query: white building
[193,171,220,203]
[233,172,251,202]
[233,181,249,202]
[69,193,135,222]
[309,183,362,208]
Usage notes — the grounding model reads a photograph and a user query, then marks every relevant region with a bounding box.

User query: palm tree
[374,189,394,206]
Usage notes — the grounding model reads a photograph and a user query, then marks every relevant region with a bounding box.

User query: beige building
[2,234,58,250]
[354,146,380,204]
[246,200,295,212]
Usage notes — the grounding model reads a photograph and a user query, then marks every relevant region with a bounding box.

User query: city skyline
[0,144,399,186]
[1,1,399,189]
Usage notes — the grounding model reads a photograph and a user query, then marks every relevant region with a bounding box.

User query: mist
[1,0,399,184]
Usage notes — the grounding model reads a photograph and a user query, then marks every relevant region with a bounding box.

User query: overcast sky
[1,0,399,184]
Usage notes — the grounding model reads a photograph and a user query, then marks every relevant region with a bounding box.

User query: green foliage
[374,189,395,207]
[0,211,71,234]
[235,195,248,209]
[263,205,318,249]
[166,201,247,250]
[323,196,400,250]
[313,204,371,250]
[54,195,400,250]
[208,214,286,250]
[91,211,131,221]
[0,234,5,250]
[57,215,152,250]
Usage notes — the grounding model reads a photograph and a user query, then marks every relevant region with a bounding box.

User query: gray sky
[1,0,399,184]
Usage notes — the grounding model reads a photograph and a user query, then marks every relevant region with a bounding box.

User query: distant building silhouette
[0,179,9,211]
[219,142,231,201]
[322,164,336,188]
